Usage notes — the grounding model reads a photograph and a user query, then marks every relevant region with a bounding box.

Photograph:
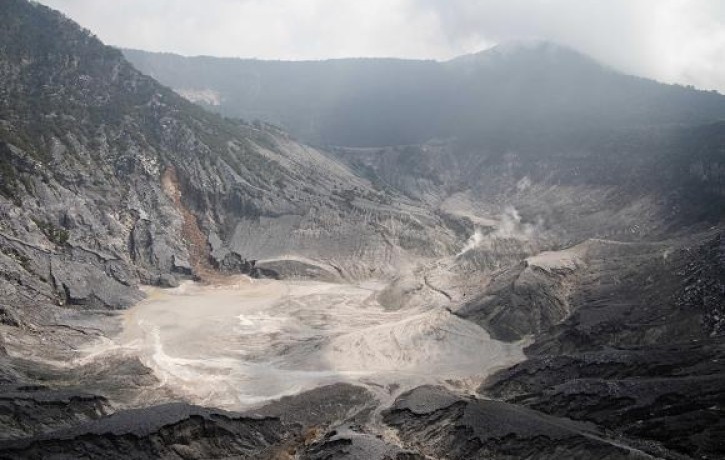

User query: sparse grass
[32,218,69,246]
[1,246,31,273]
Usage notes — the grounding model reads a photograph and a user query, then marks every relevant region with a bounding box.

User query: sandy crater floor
[106,277,524,409]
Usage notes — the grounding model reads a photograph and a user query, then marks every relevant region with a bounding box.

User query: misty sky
[38,0,725,92]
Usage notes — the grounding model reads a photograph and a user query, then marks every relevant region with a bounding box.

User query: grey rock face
[254,383,376,428]
[156,273,179,288]
[524,232,724,355]
[0,403,298,459]
[0,385,111,440]
[255,384,421,460]
[50,256,143,309]
[302,430,423,460]
[482,341,725,459]
[383,386,650,459]
[0,5,458,458]
[253,259,341,281]
[476,234,725,459]
[454,257,578,341]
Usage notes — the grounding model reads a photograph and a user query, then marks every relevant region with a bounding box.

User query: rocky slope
[338,138,725,458]
[0,0,457,325]
[0,402,300,459]
[382,385,653,459]
[337,134,724,458]
[475,232,725,459]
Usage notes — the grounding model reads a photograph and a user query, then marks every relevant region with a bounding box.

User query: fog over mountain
[36,0,725,93]
[0,1,724,459]
[126,43,725,147]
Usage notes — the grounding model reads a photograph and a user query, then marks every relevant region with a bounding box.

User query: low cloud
[37,0,725,92]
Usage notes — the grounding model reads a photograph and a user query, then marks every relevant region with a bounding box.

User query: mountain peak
[449,39,601,68]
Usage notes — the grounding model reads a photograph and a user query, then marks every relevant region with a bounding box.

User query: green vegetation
[0,157,18,200]
[32,218,69,246]
[0,246,31,272]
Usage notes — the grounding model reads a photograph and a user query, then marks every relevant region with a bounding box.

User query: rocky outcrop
[0,403,298,459]
[0,383,389,459]
[382,386,651,459]
[254,383,376,429]
[481,341,725,459]
[301,429,423,460]
[526,233,724,355]
[0,385,111,440]
[454,247,582,341]
[252,259,341,281]
[477,233,725,459]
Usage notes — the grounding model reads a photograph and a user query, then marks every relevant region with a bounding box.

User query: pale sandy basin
[106,277,525,410]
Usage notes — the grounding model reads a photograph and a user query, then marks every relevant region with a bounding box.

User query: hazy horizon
[36,0,725,93]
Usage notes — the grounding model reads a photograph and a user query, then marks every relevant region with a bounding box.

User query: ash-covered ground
[97,277,524,410]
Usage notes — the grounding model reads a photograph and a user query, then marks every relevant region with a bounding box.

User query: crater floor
[91,277,525,409]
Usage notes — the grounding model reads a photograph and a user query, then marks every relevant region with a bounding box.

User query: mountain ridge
[124,43,725,147]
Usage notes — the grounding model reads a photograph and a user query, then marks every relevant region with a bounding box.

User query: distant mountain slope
[125,43,725,147]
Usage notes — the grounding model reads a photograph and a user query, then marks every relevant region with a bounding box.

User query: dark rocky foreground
[383,385,654,459]
[0,403,296,459]
[0,384,399,460]
[483,341,725,459]
[0,380,718,459]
